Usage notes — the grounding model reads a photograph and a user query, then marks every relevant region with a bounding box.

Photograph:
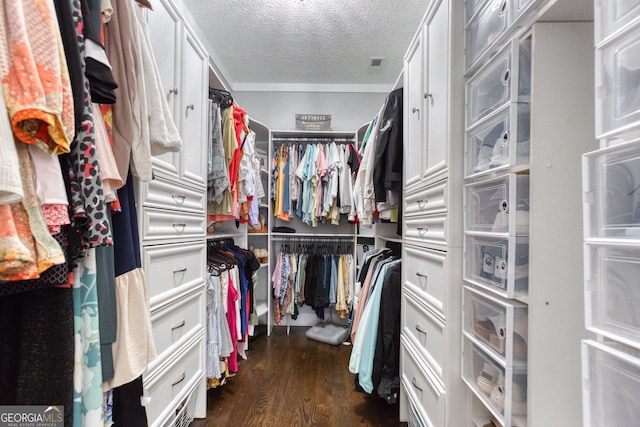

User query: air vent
[370,57,384,67]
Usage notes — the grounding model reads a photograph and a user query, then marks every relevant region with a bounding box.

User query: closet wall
[235,91,387,132]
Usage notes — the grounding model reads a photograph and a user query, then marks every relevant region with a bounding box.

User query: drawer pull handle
[412,107,420,114]
[416,272,428,288]
[171,193,186,203]
[417,226,429,235]
[171,320,186,330]
[173,266,187,274]
[412,377,423,392]
[423,92,432,100]
[415,324,427,335]
[186,104,195,111]
[499,0,507,15]
[416,199,429,208]
[173,222,187,230]
[172,372,186,387]
[169,87,179,95]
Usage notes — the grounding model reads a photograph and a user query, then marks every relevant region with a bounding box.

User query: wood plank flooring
[192,326,406,426]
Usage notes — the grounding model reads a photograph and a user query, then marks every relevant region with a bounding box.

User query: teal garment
[357,261,401,393]
[348,257,392,374]
[73,249,105,427]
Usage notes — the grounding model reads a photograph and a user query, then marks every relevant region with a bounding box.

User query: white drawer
[510,0,537,23]
[405,213,447,249]
[141,175,206,214]
[464,234,529,299]
[465,102,530,178]
[144,332,204,425]
[582,340,640,427]
[401,336,446,427]
[596,21,640,139]
[403,244,446,317]
[463,286,528,367]
[583,139,640,239]
[405,180,447,218]
[143,241,206,304]
[403,285,445,379]
[585,242,640,349]
[465,0,509,71]
[596,0,640,44]
[151,286,205,358]
[142,207,206,243]
[462,337,527,427]
[464,174,529,235]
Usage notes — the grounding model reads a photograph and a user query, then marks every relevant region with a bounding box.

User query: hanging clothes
[348,247,402,403]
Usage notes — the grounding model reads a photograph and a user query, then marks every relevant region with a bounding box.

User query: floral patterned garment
[0,0,74,154]
[72,248,104,427]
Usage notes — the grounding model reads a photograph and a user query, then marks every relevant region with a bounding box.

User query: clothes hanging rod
[271,137,354,143]
[270,235,355,241]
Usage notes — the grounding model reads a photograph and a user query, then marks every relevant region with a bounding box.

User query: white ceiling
[180,0,430,93]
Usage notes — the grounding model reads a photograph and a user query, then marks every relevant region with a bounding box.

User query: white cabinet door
[404,31,424,189]
[423,0,449,182]
[179,30,208,189]
[147,0,182,179]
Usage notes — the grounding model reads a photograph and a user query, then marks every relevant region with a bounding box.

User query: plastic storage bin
[596,20,640,139]
[585,242,640,349]
[464,286,528,366]
[582,340,640,427]
[467,38,531,128]
[462,337,528,426]
[465,103,530,178]
[464,174,530,235]
[464,234,529,298]
[465,0,509,71]
[583,139,640,239]
[595,0,640,43]
[466,0,491,24]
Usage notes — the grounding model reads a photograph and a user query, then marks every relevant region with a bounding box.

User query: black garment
[373,88,403,203]
[372,264,401,394]
[54,0,85,138]
[112,171,142,276]
[0,288,74,427]
[112,376,148,427]
[81,0,118,104]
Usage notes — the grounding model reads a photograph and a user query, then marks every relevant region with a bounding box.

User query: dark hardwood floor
[192,326,406,426]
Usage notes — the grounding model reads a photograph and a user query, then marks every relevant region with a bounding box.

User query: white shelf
[206,232,243,240]
[271,232,355,238]
[247,232,269,236]
[377,235,403,244]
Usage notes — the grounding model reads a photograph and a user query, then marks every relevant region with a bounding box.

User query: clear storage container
[462,337,528,426]
[595,0,640,44]
[465,0,509,71]
[596,21,640,138]
[464,234,529,298]
[583,139,640,239]
[465,103,530,178]
[464,286,528,366]
[582,340,640,427]
[464,174,530,235]
[585,242,640,349]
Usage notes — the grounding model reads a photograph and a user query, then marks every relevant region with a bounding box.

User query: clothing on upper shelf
[349,247,401,403]
[272,141,358,227]
[207,101,264,227]
[271,241,354,325]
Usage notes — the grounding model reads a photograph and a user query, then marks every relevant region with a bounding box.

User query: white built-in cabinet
[582,2,640,426]
[139,0,210,424]
[400,1,468,426]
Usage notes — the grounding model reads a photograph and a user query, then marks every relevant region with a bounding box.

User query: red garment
[226,273,239,373]
[232,105,247,148]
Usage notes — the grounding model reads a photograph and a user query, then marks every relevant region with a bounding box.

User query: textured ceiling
[180,0,429,92]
